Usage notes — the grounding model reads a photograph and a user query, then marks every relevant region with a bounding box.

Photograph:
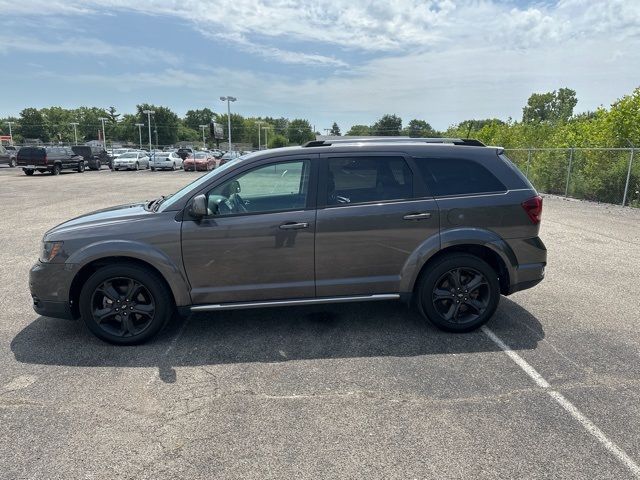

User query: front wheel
[418,254,500,332]
[79,264,174,345]
[77,162,85,173]
[24,169,34,176]
[9,158,16,168]
[135,162,139,171]
[51,164,61,176]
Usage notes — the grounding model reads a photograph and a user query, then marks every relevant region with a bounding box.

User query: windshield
[158,156,249,211]
[119,153,137,158]
[221,152,236,159]
[195,153,207,159]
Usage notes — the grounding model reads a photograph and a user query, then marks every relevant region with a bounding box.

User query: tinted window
[326,156,413,205]
[207,160,310,216]
[416,158,506,196]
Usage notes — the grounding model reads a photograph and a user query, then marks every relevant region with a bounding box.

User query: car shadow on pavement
[11,296,544,383]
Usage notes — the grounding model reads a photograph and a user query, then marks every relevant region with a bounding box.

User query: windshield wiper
[152,194,173,211]
[146,196,164,211]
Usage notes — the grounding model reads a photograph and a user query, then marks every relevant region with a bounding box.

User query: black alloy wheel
[79,265,174,345]
[419,254,500,332]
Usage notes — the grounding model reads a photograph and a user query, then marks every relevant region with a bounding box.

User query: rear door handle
[279,222,309,230]
[403,212,432,220]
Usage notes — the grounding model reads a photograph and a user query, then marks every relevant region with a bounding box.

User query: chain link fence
[504,148,639,208]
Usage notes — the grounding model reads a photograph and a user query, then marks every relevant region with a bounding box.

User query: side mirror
[190,194,208,218]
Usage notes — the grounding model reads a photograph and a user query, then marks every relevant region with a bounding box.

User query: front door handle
[279,222,309,230]
[403,212,432,221]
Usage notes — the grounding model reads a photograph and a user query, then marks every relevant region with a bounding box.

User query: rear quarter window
[416,157,506,197]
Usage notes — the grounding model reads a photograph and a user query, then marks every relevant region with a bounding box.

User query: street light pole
[135,123,144,149]
[70,122,79,145]
[142,110,155,153]
[6,122,14,145]
[98,117,107,149]
[219,96,237,151]
[199,125,207,149]
[256,121,262,150]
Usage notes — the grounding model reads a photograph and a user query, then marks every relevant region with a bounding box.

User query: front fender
[65,240,191,306]
[399,227,517,293]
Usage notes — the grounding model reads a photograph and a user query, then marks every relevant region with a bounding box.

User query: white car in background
[111,148,135,159]
[112,151,150,171]
[151,151,183,171]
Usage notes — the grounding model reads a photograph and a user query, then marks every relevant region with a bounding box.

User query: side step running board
[190,294,400,312]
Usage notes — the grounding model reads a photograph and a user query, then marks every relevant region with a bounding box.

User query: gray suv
[29,138,546,344]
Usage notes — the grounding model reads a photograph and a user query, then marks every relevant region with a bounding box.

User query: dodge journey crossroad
[29,138,546,344]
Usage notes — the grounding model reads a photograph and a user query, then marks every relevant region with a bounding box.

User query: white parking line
[482,326,640,478]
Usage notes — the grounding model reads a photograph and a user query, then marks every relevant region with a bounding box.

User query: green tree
[19,108,48,141]
[136,104,179,146]
[522,88,577,124]
[183,108,216,131]
[76,107,108,142]
[216,113,246,146]
[41,107,74,143]
[346,124,371,136]
[371,114,402,136]
[330,122,341,136]
[287,119,315,145]
[268,134,288,148]
[405,119,438,138]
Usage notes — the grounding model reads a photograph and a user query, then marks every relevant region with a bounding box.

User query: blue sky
[0,0,638,131]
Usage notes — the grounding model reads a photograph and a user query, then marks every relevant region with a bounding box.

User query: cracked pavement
[1,166,639,479]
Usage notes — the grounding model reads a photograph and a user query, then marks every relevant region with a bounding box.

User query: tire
[418,254,500,333]
[151,167,155,172]
[9,158,16,168]
[95,160,101,170]
[51,164,61,176]
[135,162,139,171]
[79,264,174,345]
[171,162,176,171]
[77,162,85,173]
[24,169,34,176]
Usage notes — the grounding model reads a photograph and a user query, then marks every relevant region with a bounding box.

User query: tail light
[521,195,543,224]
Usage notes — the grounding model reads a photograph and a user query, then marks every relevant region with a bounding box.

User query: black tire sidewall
[79,264,173,345]
[24,169,34,175]
[52,165,61,175]
[419,254,500,332]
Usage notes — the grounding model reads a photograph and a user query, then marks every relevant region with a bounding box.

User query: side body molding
[65,240,192,306]
[398,227,517,293]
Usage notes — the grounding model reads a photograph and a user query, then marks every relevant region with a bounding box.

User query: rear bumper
[507,262,545,294]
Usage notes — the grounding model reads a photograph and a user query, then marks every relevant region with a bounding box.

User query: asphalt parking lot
[1,165,639,479]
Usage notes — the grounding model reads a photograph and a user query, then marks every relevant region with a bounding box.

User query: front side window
[416,157,506,197]
[326,156,413,205]
[206,159,311,216]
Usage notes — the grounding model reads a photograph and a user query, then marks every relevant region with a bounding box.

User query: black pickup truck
[17,146,86,176]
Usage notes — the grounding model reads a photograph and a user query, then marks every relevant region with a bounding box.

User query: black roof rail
[302,137,485,147]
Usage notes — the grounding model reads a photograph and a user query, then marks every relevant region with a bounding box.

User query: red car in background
[183,152,215,171]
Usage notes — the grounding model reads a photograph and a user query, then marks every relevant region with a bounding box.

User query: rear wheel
[77,162,85,173]
[9,158,16,168]
[79,264,174,345]
[24,169,34,176]
[51,164,61,176]
[418,254,500,332]
[171,162,176,171]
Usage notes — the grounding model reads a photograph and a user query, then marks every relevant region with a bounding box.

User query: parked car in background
[210,149,223,159]
[184,151,215,171]
[151,151,183,171]
[17,146,85,176]
[218,150,241,166]
[71,145,112,170]
[112,151,150,171]
[111,148,133,159]
[176,147,194,160]
[0,144,17,167]
[27,138,546,344]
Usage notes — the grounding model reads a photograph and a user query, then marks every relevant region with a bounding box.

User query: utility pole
[135,123,144,149]
[98,117,107,149]
[143,110,155,153]
[256,121,263,150]
[219,96,237,151]
[262,126,269,149]
[70,122,79,145]
[6,122,14,145]
[199,125,207,149]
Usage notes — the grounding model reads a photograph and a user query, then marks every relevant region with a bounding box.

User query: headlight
[40,241,64,263]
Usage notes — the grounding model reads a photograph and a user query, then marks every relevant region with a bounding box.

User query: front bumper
[29,262,75,320]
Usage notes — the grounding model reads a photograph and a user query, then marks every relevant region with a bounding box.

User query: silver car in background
[112,151,150,171]
[151,151,183,171]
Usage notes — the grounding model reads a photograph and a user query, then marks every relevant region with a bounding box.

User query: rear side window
[326,156,413,205]
[416,158,506,196]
